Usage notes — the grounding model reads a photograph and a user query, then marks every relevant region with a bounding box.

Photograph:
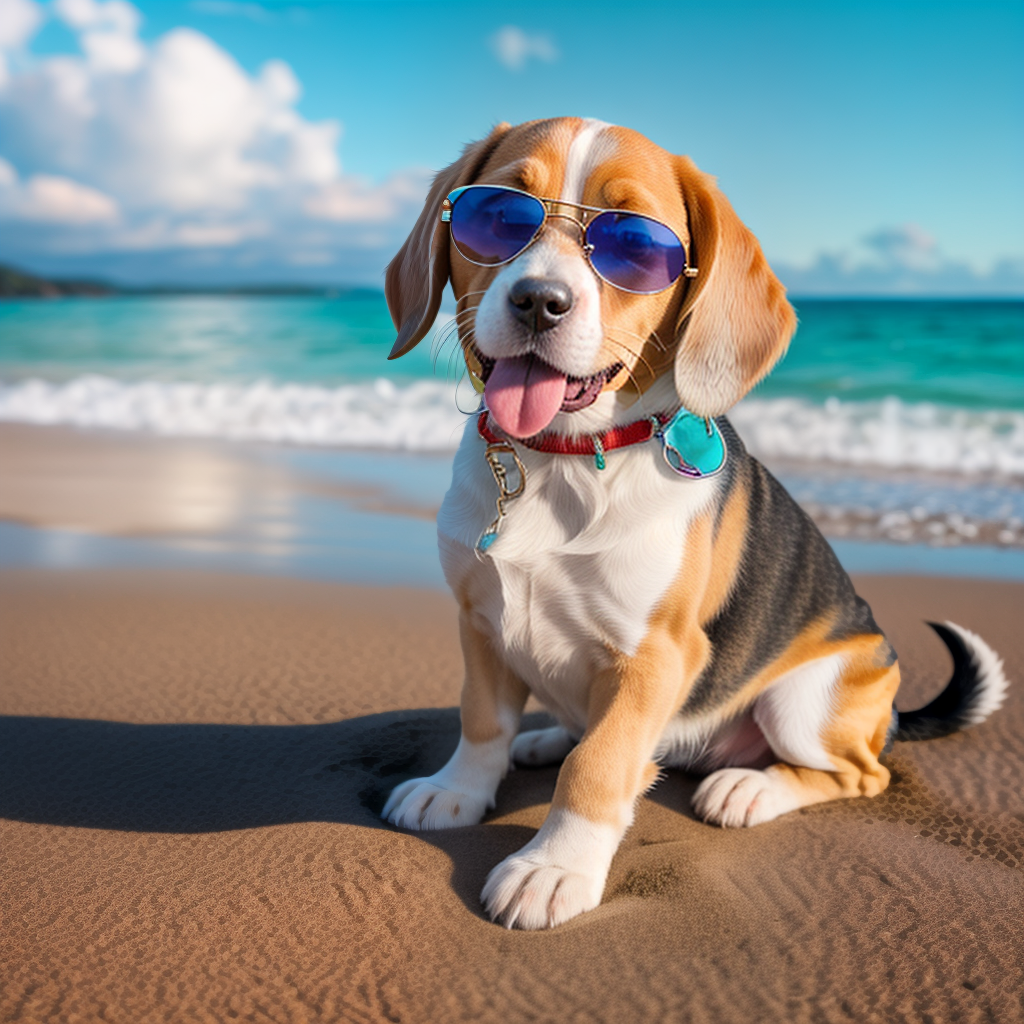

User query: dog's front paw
[692,767,801,827]
[382,778,489,831]
[511,726,576,767]
[481,851,605,930]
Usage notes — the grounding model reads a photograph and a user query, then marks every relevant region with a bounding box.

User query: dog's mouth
[471,346,624,439]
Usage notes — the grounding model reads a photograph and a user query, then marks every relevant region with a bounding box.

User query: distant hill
[0,263,375,299]
[0,263,115,298]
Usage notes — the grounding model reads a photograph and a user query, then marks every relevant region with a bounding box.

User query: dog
[379,118,1009,930]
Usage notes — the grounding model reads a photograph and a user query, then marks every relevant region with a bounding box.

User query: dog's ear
[385,123,511,359]
[671,156,796,416]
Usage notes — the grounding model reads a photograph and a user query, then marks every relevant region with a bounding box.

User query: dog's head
[386,118,795,438]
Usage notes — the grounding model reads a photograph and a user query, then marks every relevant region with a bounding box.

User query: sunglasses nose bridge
[542,209,590,254]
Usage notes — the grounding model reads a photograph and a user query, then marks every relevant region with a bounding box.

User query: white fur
[943,620,1010,724]
[752,653,843,772]
[511,725,577,767]
[692,766,805,828]
[382,704,520,830]
[473,232,605,378]
[438,398,720,736]
[689,655,853,827]
[472,119,617,381]
[481,809,621,929]
[559,119,616,204]
[657,708,771,772]
[656,654,842,777]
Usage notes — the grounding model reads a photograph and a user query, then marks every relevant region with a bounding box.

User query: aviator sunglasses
[441,184,698,295]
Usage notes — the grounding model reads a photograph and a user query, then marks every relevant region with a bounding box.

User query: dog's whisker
[604,322,668,357]
[429,303,482,356]
[602,335,657,384]
[604,321,668,358]
[598,338,666,423]
[430,318,459,358]
[431,321,462,372]
[453,367,484,416]
[432,323,473,378]
[441,319,479,384]
[446,333,465,385]
[434,308,480,357]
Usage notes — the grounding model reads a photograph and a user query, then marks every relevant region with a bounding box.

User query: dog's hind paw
[692,767,801,828]
[511,726,576,767]
[382,778,488,831]
[481,853,604,930]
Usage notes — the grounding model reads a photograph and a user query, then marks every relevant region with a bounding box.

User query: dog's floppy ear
[672,156,796,416]
[386,123,511,359]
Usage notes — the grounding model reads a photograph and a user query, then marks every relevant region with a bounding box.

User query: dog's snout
[508,278,573,333]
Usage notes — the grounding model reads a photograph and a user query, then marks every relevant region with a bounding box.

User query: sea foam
[730,397,1024,477]
[1,375,1022,477]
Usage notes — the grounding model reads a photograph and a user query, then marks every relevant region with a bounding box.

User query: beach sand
[2,568,1022,1023]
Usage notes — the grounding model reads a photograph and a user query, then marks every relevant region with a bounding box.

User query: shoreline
[2,422,1022,590]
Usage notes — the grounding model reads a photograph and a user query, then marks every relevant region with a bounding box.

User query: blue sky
[1,0,1021,293]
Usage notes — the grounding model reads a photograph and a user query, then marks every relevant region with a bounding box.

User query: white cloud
[0,168,120,223]
[55,0,140,34]
[0,2,428,280]
[775,224,1024,296]
[53,0,145,72]
[0,0,42,50]
[490,25,558,71]
[305,170,430,223]
[0,0,44,88]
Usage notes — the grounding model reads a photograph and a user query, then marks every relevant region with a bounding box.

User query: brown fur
[457,611,528,745]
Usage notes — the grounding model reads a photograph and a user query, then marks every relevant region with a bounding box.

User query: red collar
[477,409,671,461]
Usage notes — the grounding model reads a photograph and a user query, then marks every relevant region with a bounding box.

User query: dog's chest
[438,428,717,730]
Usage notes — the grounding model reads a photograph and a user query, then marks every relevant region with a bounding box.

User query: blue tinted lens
[449,187,546,265]
[586,212,685,293]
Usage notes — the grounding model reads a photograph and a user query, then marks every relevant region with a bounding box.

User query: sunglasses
[441,184,698,295]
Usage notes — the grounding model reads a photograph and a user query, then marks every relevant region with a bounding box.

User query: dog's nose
[508,278,573,332]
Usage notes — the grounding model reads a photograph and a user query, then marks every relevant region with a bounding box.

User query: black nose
[508,277,573,332]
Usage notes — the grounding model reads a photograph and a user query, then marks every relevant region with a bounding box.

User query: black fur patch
[682,419,892,716]
[895,623,991,741]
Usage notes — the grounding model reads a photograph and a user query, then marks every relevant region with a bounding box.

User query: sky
[0,0,1022,294]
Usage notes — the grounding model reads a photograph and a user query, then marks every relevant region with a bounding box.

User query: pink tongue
[485,355,568,439]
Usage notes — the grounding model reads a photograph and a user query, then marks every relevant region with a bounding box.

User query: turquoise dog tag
[659,410,727,478]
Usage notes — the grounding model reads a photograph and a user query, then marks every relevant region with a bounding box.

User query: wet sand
[2,569,1022,1023]
[3,422,1022,557]
[0,423,439,536]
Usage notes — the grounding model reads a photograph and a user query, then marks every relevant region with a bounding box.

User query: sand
[2,569,1022,1023]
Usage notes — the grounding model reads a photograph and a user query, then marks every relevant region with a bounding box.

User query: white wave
[731,396,1024,477]
[1,376,1022,476]
[0,375,471,451]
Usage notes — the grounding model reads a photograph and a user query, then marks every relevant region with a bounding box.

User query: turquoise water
[758,300,1023,410]
[1,294,1022,581]
[2,293,1020,475]
[0,292,429,385]
[0,295,1021,407]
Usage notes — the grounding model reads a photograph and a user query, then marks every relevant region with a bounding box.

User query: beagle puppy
[381,118,1009,930]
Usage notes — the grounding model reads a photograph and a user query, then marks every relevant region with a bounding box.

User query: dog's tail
[894,621,1009,742]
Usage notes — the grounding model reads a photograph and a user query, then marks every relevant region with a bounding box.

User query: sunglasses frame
[440,184,698,295]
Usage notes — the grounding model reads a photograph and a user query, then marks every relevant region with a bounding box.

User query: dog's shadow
[2,709,702,917]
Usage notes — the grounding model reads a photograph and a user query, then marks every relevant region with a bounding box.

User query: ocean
[1,294,1022,581]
